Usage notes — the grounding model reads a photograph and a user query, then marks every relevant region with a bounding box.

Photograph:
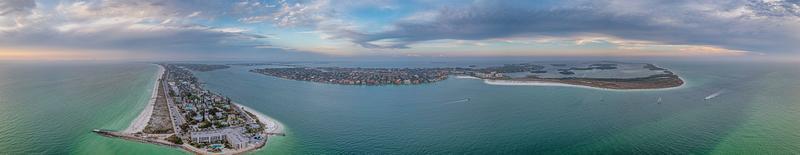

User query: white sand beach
[453,75,480,79]
[483,79,605,90]
[483,79,687,92]
[124,64,165,133]
[235,103,284,134]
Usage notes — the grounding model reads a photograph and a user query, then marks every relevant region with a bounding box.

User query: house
[192,115,203,121]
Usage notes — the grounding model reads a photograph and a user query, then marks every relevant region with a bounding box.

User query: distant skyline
[1,0,799,60]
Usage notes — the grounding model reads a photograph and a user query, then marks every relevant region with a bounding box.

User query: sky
[0,0,799,60]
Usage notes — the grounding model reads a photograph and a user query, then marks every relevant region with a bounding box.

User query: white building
[226,132,250,149]
[189,129,227,143]
[189,127,250,149]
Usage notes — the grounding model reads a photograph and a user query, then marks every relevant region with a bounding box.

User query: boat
[657,97,662,104]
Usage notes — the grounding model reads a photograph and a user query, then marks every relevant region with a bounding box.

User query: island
[249,61,684,90]
[94,63,284,154]
[251,67,451,85]
[173,64,230,72]
[497,63,684,89]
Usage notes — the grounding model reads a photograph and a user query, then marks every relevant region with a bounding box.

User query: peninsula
[94,64,284,154]
[173,64,231,72]
[250,62,684,89]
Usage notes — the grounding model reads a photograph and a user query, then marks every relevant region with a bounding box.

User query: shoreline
[479,75,687,92]
[175,104,284,154]
[235,103,284,134]
[104,64,285,154]
[124,64,165,133]
[453,75,480,79]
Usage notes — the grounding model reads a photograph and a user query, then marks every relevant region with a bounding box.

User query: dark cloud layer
[748,0,800,17]
[348,0,800,53]
[0,0,35,16]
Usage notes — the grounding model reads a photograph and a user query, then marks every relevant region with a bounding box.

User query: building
[189,129,227,143]
[189,127,250,149]
[226,132,250,149]
[192,114,203,121]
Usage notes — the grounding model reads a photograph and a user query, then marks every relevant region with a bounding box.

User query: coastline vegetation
[142,72,174,134]
[174,64,230,72]
[249,62,684,89]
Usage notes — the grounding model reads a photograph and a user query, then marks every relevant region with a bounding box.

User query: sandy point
[235,103,285,134]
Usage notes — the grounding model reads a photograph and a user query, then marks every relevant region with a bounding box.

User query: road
[161,71,185,136]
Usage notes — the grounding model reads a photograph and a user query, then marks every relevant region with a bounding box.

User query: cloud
[0,0,330,60]
[3,0,799,59]
[0,0,37,30]
[0,0,35,16]
[748,0,800,17]
[335,0,800,53]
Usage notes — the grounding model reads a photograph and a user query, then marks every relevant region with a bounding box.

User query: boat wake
[443,98,470,104]
[705,90,725,100]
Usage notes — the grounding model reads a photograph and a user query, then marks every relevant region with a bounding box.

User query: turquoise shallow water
[0,63,184,154]
[1,61,800,154]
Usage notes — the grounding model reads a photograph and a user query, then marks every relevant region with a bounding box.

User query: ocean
[1,60,799,154]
